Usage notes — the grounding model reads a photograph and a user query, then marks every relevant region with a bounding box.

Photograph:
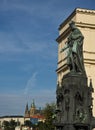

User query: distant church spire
[30,99,36,117]
[31,99,36,108]
[26,103,29,111]
[25,102,29,117]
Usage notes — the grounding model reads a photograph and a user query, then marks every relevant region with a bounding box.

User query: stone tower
[25,103,30,117]
[30,100,36,117]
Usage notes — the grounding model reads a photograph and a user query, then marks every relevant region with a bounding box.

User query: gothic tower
[30,100,36,117]
[25,103,30,117]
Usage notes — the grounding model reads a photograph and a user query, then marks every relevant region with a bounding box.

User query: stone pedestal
[54,72,95,130]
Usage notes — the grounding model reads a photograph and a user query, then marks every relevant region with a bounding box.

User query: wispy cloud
[0,0,68,25]
[24,72,38,95]
[0,0,58,61]
[0,31,57,63]
[0,32,48,54]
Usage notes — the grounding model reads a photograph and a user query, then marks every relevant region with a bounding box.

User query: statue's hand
[60,49,63,53]
[60,46,69,53]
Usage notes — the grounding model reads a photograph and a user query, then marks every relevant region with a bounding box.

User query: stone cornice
[56,64,68,73]
[76,22,95,29]
[84,58,95,64]
[58,58,95,65]
[76,8,95,15]
[56,27,70,43]
[84,50,95,54]
[59,8,95,31]
[58,8,76,30]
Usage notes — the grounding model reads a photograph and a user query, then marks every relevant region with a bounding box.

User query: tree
[37,121,46,130]
[43,102,56,130]
[9,119,16,130]
[24,120,32,127]
[2,120,18,130]
[2,120,10,130]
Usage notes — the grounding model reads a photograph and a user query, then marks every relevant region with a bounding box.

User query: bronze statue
[54,21,95,130]
[61,21,85,73]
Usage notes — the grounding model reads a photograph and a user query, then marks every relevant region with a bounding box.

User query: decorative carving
[56,85,63,106]
[75,92,83,106]
[64,89,70,111]
[75,106,87,123]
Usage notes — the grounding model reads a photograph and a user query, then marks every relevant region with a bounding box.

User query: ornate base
[54,72,94,130]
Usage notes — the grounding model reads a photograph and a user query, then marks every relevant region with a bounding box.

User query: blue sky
[0,0,95,116]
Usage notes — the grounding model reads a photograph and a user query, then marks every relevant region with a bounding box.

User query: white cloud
[0,1,58,61]
[0,31,48,54]
[24,72,38,95]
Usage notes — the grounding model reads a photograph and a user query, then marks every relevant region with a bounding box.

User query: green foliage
[2,120,18,130]
[33,102,56,130]
[9,119,16,130]
[24,120,32,127]
[2,121,10,130]
[37,121,46,130]
[43,102,56,130]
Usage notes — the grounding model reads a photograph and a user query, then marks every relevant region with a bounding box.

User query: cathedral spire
[30,99,36,116]
[25,102,29,111]
[25,102,29,117]
[31,99,36,108]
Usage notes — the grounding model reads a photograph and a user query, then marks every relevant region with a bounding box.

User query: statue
[61,21,85,73]
[54,20,95,130]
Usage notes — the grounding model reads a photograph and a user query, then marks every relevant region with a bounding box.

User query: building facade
[56,8,95,115]
[24,100,45,123]
[0,116,24,127]
[0,100,45,129]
